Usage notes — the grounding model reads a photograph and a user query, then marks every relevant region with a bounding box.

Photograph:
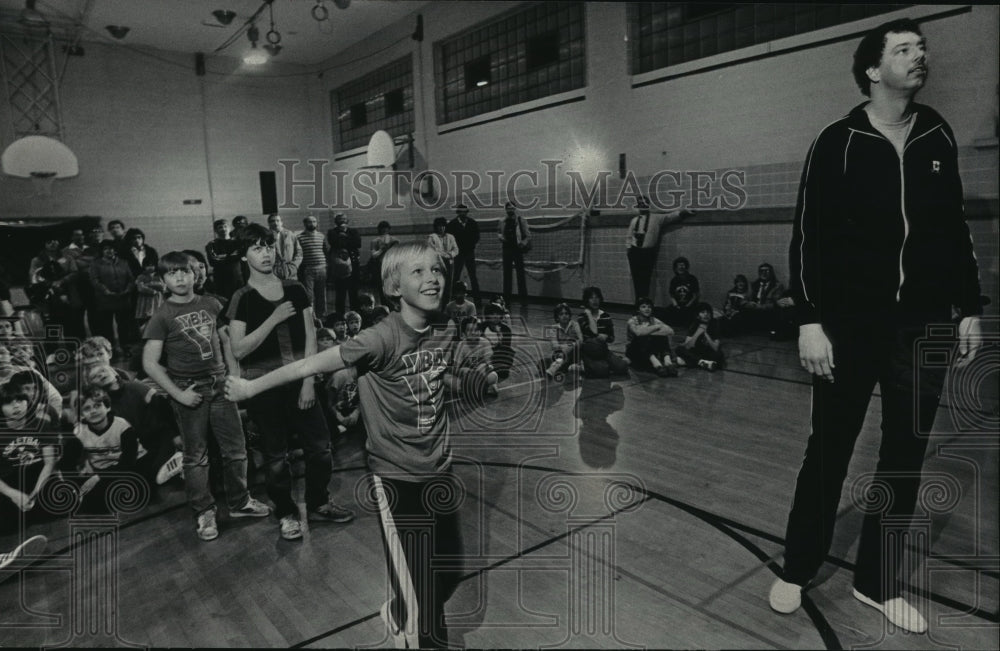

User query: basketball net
[29,171,56,197]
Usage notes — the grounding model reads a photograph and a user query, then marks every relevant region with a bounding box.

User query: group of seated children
[546,287,726,380]
[1,333,185,536]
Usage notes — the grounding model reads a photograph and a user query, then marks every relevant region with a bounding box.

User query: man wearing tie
[625,197,691,302]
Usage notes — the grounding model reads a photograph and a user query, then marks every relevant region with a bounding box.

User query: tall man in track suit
[768,19,983,634]
[446,204,481,304]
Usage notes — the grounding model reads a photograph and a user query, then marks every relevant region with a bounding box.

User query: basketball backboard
[1,135,78,196]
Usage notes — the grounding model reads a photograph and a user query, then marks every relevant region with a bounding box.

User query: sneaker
[697,359,717,372]
[0,534,48,572]
[79,474,101,499]
[156,451,184,485]
[308,502,356,524]
[769,578,802,614]
[197,508,219,541]
[852,589,927,634]
[231,497,271,518]
[380,600,407,649]
[279,515,303,541]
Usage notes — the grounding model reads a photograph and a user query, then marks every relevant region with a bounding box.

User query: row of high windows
[332,2,906,152]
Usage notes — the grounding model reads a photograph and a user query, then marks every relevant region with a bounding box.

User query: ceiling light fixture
[211,9,237,26]
[243,23,267,65]
[105,25,130,39]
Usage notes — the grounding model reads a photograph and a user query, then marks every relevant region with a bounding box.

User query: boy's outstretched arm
[225,345,346,402]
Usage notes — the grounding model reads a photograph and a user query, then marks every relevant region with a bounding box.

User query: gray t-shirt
[143,295,226,378]
[339,312,456,480]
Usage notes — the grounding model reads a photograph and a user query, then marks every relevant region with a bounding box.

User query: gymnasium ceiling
[0,0,429,66]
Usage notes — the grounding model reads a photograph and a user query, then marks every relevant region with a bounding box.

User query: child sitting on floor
[676,302,725,372]
[577,286,629,378]
[545,303,582,379]
[626,297,678,377]
[451,317,498,398]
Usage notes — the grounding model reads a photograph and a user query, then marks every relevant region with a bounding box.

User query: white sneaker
[853,589,927,634]
[380,600,407,648]
[231,497,271,518]
[769,578,802,614]
[156,451,183,485]
[197,508,219,541]
[0,534,48,572]
[279,515,303,541]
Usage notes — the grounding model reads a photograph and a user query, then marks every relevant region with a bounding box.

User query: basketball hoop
[363,130,395,169]
[29,171,56,197]
[2,135,78,199]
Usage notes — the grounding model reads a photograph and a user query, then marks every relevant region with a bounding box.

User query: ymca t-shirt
[225,281,311,371]
[339,312,456,480]
[143,295,226,378]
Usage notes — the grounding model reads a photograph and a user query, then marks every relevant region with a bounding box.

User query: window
[350,103,367,128]
[629,3,908,74]
[384,89,405,117]
[527,30,561,70]
[464,56,492,90]
[333,56,414,152]
[436,2,585,124]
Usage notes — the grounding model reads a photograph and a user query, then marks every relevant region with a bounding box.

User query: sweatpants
[373,472,464,648]
[780,318,948,601]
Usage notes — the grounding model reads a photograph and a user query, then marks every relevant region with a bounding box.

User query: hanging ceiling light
[105,25,130,39]
[243,24,267,65]
[211,10,237,26]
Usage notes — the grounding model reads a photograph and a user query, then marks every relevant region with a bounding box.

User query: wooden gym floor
[1,303,997,648]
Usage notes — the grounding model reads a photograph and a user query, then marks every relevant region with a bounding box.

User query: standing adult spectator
[120,228,159,278]
[28,237,84,338]
[327,213,362,312]
[88,240,135,357]
[206,219,245,302]
[61,228,86,266]
[427,217,458,305]
[266,214,303,281]
[497,201,530,307]
[447,204,481,304]
[768,18,983,634]
[298,215,330,318]
[232,215,249,238]
[107,219,127,254]
[367,221,398,300]
[625,197,692,301]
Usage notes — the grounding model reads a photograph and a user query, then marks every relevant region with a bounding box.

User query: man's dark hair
[852,18,923,97]
[672,256,690,273]
[107,219,125,231]
[98,239,117,251]
[235,223,276,258]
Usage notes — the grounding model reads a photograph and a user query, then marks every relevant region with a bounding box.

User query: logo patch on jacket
[932,160,941,173]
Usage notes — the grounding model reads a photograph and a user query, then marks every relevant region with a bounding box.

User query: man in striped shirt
[298,215,330,318]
